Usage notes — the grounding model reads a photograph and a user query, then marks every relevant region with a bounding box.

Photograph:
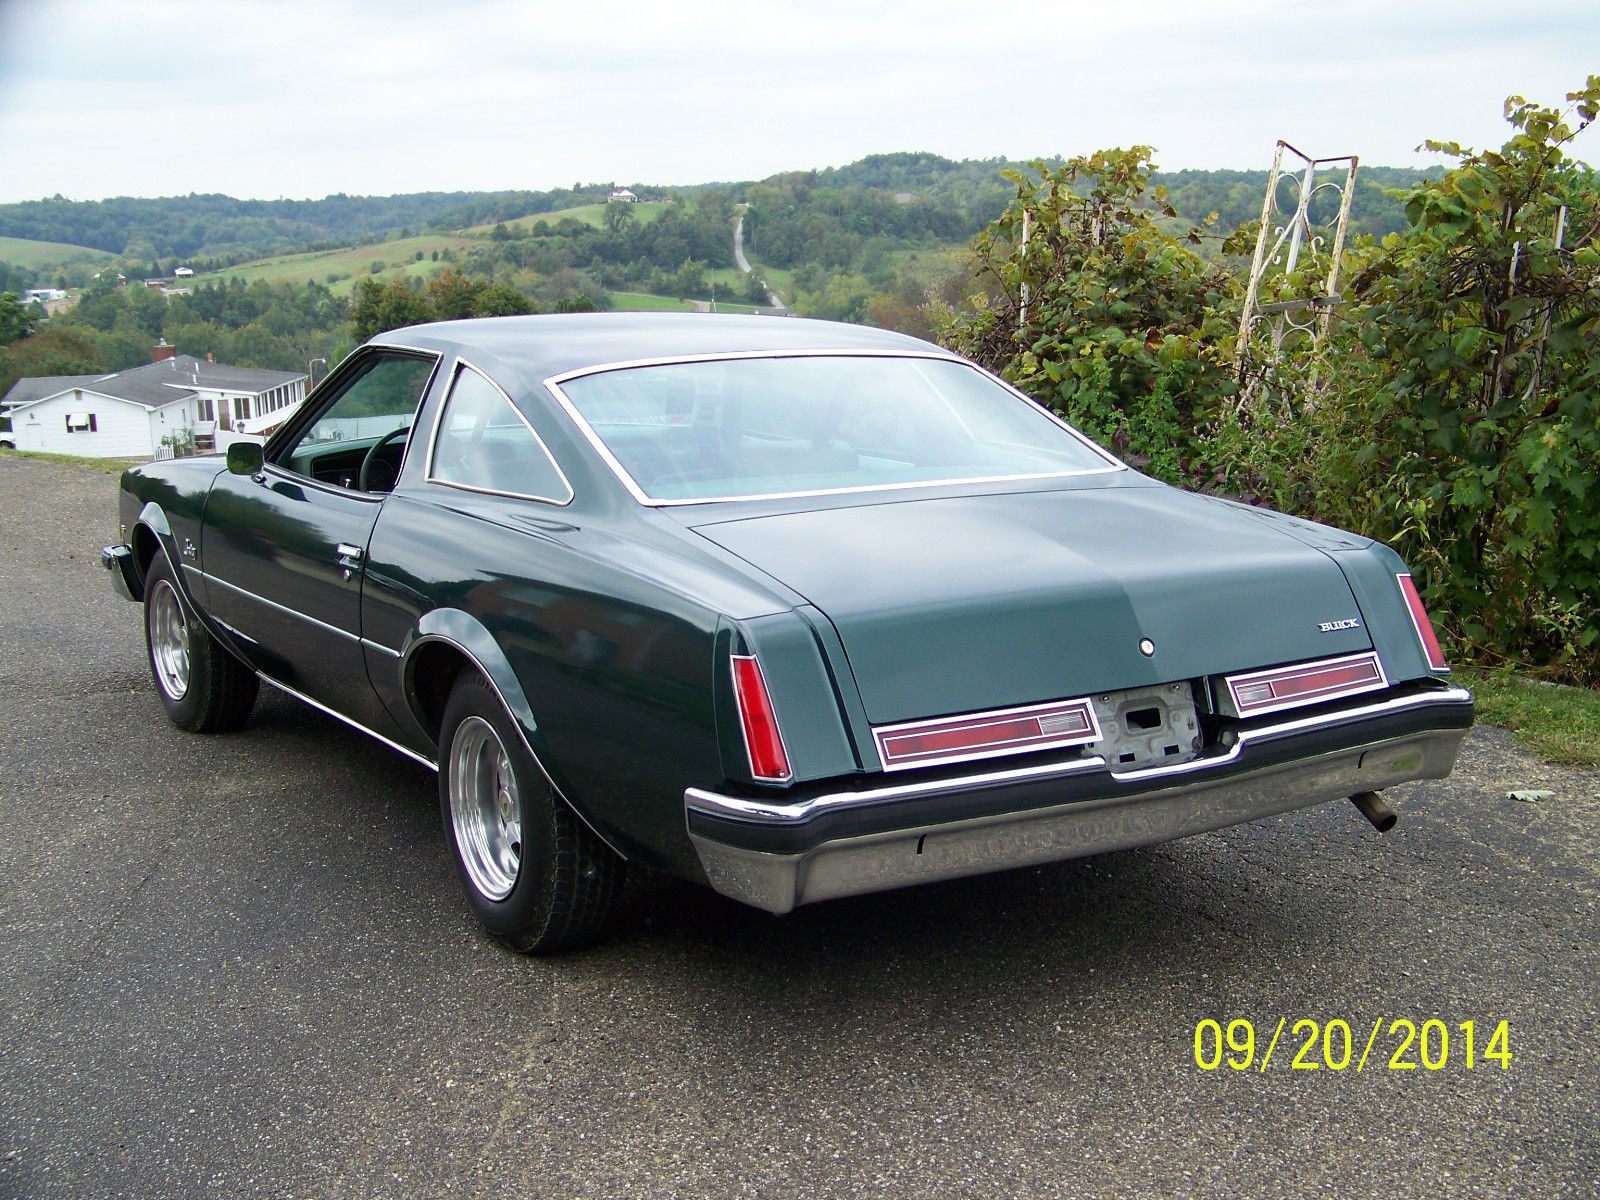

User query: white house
[607,188,638,203]
[1,351,306,458]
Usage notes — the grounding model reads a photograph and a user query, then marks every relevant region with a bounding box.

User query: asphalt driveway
[1,452,1595,1199]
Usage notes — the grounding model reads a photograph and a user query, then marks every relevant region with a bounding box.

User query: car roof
[370,312,949,385]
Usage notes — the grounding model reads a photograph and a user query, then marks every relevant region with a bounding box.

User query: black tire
[143,551,258,732]
[438,673,624,953]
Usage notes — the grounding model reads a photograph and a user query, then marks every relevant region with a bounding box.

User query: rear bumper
[686,684,1474,914]
[102,543,141,603]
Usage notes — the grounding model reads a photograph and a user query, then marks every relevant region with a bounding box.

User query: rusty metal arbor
[1235,142,1359,404]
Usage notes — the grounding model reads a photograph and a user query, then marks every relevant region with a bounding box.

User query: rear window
[552,354,1119,502]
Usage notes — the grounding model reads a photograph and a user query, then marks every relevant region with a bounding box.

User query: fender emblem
[1318,618,1362,632]
[181,538,197,560]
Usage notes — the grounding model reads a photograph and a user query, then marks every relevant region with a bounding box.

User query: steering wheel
[358,425,410,492]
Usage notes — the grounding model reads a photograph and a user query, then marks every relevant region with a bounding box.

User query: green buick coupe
[104,314,1474,952]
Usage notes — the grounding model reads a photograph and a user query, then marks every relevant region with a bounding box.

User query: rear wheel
[143,552,258,732]
[439,673,624,953]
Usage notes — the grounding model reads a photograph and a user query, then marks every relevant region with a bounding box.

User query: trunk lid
[691,484,1373,724]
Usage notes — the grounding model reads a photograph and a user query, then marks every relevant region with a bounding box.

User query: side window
[276,352,435,490]
[429,364,572,503]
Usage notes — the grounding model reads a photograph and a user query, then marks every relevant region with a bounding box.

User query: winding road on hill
[734,210,786,312]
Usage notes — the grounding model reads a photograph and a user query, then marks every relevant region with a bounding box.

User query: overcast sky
[0,0,1594,204]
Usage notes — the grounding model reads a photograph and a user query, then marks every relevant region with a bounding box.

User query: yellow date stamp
[1194,1018,1512,1072]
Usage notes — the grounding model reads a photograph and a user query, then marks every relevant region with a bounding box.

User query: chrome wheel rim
[148,579,190,701]
[448,715,522,901]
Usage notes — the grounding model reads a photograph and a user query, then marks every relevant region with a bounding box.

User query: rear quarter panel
[363,490,769,876]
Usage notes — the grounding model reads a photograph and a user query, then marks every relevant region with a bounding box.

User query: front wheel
[439,673,624,953]
[143,552,258,732]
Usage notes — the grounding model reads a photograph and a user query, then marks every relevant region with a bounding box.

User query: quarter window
[429,364,571,503]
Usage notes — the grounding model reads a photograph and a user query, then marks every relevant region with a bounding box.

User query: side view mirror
[226,441,264,476]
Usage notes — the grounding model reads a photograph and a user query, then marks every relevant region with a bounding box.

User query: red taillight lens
[1397,574,1449,671]
[874,698,1101,771]
[1224,652,1387,717]
[731,654,791,781]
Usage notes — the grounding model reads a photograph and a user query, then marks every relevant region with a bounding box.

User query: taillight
[873,698,1101,772]
[1397,574,1449,671]
[731,654,791,781]
[1223,652,1387,718]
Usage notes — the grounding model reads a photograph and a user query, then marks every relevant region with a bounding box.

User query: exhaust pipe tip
[1350,791,1397,833]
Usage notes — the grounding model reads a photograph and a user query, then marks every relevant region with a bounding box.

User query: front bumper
[102,543,141,602]
[686,684,1474,914]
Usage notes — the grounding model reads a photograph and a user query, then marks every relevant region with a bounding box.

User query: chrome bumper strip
[685,686,1473,914]
[101,544,140,602]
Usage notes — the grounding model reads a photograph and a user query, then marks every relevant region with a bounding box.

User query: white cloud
[0,0,1594,201]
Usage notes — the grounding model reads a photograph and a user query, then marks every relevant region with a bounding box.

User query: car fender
[132,502,202,614]
[400,608,632,862]
[133,500,268,669]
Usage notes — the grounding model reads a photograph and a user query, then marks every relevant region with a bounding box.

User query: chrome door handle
[336,543,363,580]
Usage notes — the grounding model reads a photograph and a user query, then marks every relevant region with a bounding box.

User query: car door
[200,349,440,733]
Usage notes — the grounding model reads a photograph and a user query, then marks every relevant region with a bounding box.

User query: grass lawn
[472,202,671,237]
[190,201,672,294]
[1468,670,1600,768]
[736,262,796,303]
[609,292,700,312]
[607,291,769,316]
[194,232,480,293]
[886,246,968,287]
[710,262,795,307]
[0,235,114,271]
[0,447,147,473]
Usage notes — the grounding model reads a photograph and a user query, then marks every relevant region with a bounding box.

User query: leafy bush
[943,85,1600,685]
[940,149,1240,481]
[1312,79,1600,682]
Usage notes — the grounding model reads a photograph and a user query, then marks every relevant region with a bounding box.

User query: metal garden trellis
[1234,141,1359,411]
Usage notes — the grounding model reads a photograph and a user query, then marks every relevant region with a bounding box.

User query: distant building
[1,346,306,458]
[173,267,194,278]
[607,189,638,203]
[20,288,67,304]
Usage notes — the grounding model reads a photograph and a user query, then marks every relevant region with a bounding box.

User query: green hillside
[0,236,115,271]
[196,232,488,295]
[465,202,672,235]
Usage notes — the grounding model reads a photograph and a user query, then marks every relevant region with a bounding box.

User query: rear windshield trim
[543,349,1125,507]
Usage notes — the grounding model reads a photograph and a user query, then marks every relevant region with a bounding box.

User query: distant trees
[349,270,536,340]
[42,278,352,374]
[603,202,636,236]
[0,261,38,295]
[0,293,38,346]
[0,192,496,259]
[741,174,984,270]
[349,280,435,341]
[0,328,102,396]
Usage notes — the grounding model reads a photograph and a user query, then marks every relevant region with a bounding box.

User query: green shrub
[939,149,1240,482]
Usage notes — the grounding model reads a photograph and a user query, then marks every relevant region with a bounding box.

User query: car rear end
[682,515,1472,915]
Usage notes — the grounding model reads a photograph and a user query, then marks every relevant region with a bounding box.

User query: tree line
[1,276,352,397]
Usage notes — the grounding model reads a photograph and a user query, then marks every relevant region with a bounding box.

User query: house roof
[2,355,305,412]
[2,375,102,407]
